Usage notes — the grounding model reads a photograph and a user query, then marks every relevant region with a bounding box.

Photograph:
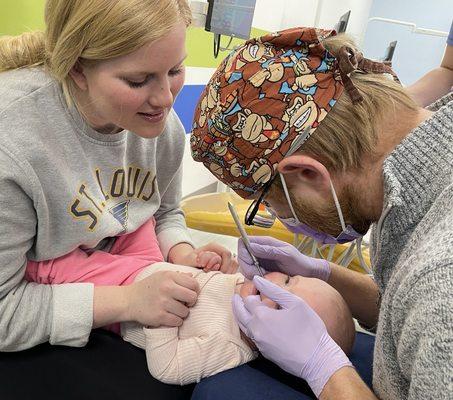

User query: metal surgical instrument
[228,202,264,277]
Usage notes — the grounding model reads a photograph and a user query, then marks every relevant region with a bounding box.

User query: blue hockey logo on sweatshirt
[109,200,130,233]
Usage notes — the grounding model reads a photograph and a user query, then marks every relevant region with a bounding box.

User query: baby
[25,218,354,385]
[122,262,355,385]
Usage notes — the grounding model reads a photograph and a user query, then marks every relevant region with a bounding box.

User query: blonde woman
[0,0,237,364]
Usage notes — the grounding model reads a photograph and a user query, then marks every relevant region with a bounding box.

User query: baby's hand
[193,243,239,274]
[196,251,222,272]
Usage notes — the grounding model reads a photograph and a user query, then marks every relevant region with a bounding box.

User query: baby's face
[239,272,305,309]
[238,272,356,355]
[239,272,337,313]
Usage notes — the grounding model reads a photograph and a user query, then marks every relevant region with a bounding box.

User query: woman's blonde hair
[299,34,418,173]
[0,0,192,104]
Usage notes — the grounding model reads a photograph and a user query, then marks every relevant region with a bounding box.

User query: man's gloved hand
[232,276,352,397]
[238,236,331,281]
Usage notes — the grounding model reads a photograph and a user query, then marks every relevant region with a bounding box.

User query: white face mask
[275,174,363,245]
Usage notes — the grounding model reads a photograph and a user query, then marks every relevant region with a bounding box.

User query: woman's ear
[277,154,331,197]
[69,61,89,91]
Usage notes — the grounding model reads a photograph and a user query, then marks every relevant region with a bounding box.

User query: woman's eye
[285,275,290,285]
[169,68,183,76]
[126,79,148,88]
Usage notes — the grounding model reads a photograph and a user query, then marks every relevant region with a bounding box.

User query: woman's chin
[129,124,166,139]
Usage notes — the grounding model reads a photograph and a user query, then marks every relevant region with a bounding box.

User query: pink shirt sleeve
[25,218,163,286]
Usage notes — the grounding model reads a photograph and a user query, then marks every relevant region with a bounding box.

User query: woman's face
[75,23,187,138]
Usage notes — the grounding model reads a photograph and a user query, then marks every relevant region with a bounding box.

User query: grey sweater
[370,93,453,399]
[0,68,192,351]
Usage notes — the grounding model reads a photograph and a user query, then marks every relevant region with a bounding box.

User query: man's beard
[292,184,372,238]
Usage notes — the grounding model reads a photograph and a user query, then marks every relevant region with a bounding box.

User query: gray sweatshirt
[0,67,193,351]
[370,93,453,399]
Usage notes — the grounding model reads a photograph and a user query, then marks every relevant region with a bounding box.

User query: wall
[363,0,451,85]
[0,0,45,35]
[252,0,373,39]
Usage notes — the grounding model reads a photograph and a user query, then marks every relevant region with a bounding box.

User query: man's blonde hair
[0,0,192,105]
[300,34,418,173]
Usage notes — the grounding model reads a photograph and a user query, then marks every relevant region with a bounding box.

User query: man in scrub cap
[191,27,452,400]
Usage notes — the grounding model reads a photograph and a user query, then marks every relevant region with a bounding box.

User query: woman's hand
[232,276,352,397]
[124,270,199,328]
[238,236,331,281]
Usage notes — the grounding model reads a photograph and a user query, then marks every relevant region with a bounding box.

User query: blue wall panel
[173,84,206,133]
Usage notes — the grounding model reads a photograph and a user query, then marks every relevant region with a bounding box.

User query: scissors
[228,202,264,277]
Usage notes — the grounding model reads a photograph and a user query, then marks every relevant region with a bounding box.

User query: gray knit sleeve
[395,265,453,399]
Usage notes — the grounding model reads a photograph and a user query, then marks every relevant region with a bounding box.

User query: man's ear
[69,61,88,91]
[277,154,331,197]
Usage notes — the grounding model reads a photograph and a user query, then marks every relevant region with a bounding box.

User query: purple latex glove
[238,236,331,281]
[232,276,352,397]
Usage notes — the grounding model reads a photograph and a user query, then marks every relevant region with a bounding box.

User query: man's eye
[285,275,290,284]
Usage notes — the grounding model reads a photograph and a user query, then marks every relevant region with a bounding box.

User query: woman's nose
[149,78,173,109]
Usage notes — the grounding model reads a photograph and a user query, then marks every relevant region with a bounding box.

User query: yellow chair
[181,192,371,274]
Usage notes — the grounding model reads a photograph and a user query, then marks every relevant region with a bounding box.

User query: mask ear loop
[329,180,347,231]
[280,173,300,223]
[282,168,347,234]
[266,127,312,229]
[280,173,307,249]
[330,179,368,270]
[356,236,372,274]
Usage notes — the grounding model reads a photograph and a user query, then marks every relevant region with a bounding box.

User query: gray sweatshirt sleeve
[0,148,94,351]
[154,112,194,260]
[154,163,194,259]
[397,265,453,399]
